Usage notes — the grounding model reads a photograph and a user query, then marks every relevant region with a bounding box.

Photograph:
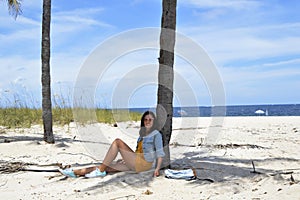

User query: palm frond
[7,0,22,19]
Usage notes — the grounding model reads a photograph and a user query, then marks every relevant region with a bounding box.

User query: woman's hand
[153,157,163,177]
[153,168,160,177]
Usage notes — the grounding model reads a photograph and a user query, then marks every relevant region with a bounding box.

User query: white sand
[0,116,300,199]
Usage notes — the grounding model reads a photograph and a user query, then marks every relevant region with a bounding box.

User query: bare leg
[73,138,136,176]
[99,138,136,172]
[105,163,131,173]
[73,162,131,176]
[74,166,97,176]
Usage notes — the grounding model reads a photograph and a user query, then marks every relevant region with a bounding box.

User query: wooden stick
[252,160,256,173]
[21,168,59,172]
[251,161,262,174]
[270,171,294,176]
[291,174,295,182]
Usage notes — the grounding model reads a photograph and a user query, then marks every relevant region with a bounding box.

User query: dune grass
[0,87,142,128]
[0,108,42,128]
[0,107,142,128]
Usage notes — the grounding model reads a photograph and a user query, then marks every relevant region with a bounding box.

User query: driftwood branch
[0,160,65,174]
[251,160,296,178]
[109,194,136,200]
[170,142,266,149]
[21,168,59,172]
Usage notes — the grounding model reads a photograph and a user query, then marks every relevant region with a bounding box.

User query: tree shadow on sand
[64,146,300,194]
[0,132,111,147]
[2,130,299,193]
[172,150,300,184]
[79,170,155,195]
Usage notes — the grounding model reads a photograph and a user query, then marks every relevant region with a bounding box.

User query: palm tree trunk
[157,0,177,169]
[41,0,54,143]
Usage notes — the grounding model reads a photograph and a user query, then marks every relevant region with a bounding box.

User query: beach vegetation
[0,107,141,129]
[0,88,141,128]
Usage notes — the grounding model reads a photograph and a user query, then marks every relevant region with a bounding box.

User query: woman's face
[143,114,154,131]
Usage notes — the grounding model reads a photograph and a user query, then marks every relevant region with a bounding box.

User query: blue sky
[1,0,300,108]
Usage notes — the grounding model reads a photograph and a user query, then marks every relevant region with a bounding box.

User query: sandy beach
[0,116,299,199]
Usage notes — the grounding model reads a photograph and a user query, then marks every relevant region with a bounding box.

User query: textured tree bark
[41,0,54,143]
[157,0,177,169]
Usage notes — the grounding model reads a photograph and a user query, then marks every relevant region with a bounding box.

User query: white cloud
[21,0,42,10]
[51,52,85,84]
[181,0,262,10]
[222,65,300,84]
[263,58,300,67]
[55,7,104,16]
[0,56,40,89]
[0,26,40,43]
[179,22,300,65]
[219,61,300,104]
[13,77,25,84]
[53,8,113,28]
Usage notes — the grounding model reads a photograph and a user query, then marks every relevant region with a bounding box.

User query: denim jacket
[137,130,165,162]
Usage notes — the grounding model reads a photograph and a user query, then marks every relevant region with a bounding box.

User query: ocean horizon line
[126,103,300,117]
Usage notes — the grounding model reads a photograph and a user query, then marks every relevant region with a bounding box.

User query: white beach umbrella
[255,109,265,115]
[178,109,187,116]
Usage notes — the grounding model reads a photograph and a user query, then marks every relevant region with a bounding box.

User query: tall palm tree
[6,0,22,19]
[6,0,54,143]
[41,0,54,143]
[157,0,177,169]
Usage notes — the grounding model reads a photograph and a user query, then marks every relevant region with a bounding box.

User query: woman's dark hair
[139,110,157,137]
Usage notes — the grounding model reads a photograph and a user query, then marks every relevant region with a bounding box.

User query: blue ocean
[129,104,300,117]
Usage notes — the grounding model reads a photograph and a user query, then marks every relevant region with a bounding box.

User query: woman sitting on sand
[59,110,165,178]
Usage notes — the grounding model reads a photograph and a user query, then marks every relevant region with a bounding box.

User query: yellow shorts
[135,154,153,173]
